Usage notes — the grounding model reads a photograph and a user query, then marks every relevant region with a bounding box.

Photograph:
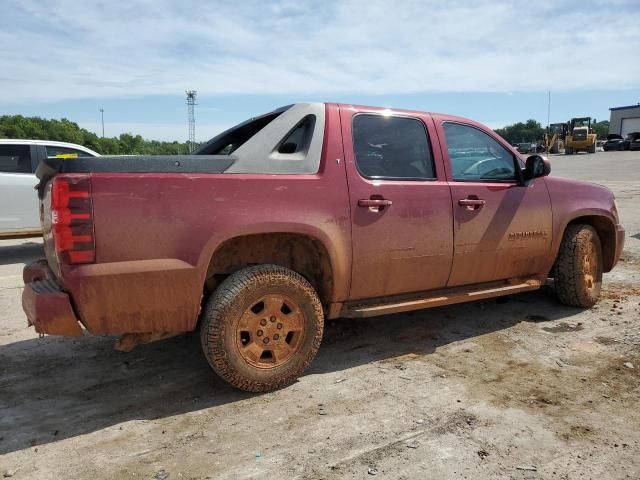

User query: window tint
[0,145,32,173]
[46,146,93,158]
[352,114,435,180]
[443,123,516,181]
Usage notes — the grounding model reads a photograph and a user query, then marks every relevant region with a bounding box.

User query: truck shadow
[0,240,44,266]
[0,285,582,455]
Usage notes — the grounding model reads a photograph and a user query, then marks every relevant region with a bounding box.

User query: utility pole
[547,91,551,132]
[99,108,105,138]
[186,90,197,152]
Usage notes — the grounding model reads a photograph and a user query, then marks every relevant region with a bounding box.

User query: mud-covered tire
[200,264,324,392]
[553,224,603,307]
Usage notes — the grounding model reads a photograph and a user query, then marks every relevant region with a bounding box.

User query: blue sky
[1,0,639,141]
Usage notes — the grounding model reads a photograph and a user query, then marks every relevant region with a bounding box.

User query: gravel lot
[1,150,639,480]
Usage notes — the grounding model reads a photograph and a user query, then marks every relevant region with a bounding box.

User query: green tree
[591,120,610,140]
[494,119,545,144]
[0,115,192,155]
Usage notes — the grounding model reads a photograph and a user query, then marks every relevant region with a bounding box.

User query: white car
[0,139,100,238]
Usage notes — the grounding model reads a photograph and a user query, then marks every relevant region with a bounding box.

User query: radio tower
[186,90,197,152]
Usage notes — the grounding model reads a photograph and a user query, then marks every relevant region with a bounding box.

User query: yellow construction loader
[565,117,597,154]
[543,123,568,153]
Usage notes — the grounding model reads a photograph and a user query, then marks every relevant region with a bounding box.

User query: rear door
[0,144,40,233]
[434,119,552,286]
[341,107,454,300]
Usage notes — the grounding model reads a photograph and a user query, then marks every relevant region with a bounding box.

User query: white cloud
[1,0,639,103]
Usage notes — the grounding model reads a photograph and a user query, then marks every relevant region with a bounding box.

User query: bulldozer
[543,123,568,153]
[565,117,597,154]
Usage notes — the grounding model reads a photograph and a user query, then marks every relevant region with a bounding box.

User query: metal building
[609,104,640,136]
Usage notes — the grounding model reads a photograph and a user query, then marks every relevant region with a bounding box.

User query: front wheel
[200,264,324,392]
[553,224,603,307]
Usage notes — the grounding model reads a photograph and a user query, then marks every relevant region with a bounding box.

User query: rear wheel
[200,264,324,392]
[565,147,573,155]
[553,224,603,307]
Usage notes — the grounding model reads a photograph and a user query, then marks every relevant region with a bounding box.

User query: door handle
[458,197,486,210]
[358,199,393,207]
[358,198,392,212]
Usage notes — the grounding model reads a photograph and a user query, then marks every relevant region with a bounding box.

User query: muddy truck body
[23,103,625,391]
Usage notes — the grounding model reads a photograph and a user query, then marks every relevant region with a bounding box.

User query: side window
[352,114,435,180]
[443,123,516,182]
[0,145,32,173]
[45,146,93,158]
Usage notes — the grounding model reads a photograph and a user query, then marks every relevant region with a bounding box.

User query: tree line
[494,119,610,144]
[0,114,612,154]
[0,115,192,155]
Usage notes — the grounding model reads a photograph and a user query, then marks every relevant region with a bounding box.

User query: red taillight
[50,175,95,264]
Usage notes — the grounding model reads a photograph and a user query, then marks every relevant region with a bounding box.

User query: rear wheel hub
[235,294,305,369]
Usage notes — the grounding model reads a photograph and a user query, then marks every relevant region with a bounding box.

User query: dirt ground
[1,150,639,480]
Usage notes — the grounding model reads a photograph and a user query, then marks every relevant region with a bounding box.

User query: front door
[435,120,552,286]
[342,108,454,300]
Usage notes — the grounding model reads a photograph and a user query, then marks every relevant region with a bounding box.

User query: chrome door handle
[358,199,393,208]
[358,198,392,212]
[458,198,486,210]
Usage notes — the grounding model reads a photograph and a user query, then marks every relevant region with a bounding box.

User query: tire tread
[200,264,324,392]
[553,224,602,307]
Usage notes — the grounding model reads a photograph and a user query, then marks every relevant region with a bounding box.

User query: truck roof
[0,138,100,156]
[332,102,486,130]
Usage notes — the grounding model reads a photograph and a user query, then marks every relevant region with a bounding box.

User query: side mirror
[523,155,551,181]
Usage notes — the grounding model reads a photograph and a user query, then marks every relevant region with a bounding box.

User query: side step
[342,279,542,318]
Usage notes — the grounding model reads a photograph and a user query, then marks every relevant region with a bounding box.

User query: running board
[342,279,542,318]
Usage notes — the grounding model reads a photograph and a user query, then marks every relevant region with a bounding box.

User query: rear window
[0,144,32,173]
[46,146,94,158]
[195,107,290,155]
[352,114,435,180]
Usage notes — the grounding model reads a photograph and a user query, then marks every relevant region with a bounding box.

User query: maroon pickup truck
[23,103,625,392]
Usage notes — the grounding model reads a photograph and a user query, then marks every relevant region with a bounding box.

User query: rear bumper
[23,258,202,336]
[22,261,83,336]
